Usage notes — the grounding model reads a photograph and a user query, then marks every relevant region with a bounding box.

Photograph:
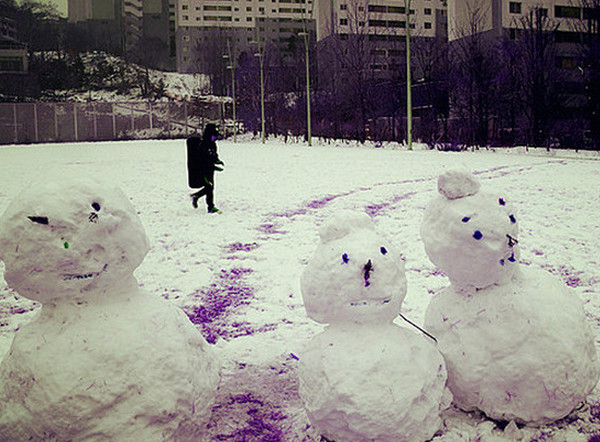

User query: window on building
[182,15,188,20]
[538,8,548,17]
[340,4,347,9]
[247,6,252,11]
[370,49,387,56]
[424,22,431,29]
[369,5,386,12]
[388,20,405,27]
[555,5,581,18]
[259,6,264,11]
[424,8,431,14]
[340,18,348,25]
[388,6,404,13]
[182,4,188,9]
[509,2,521,13]
[247,16,252,21]
[369,19,387,27]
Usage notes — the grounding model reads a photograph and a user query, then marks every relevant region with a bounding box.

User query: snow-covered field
[0,138,599,441]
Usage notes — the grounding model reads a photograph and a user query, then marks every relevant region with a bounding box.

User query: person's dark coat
[187,124,222,189]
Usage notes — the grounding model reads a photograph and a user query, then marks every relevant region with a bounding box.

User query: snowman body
[0,179,220,441]
[298,212,449,442]
[422,170,599,424]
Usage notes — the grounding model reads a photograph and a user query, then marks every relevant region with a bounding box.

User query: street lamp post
[222,39,237,143]
[406,0,413,151]
[251,31,266,144]
[298,31,312,146]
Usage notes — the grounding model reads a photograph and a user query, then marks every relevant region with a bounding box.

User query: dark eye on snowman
[380,246,388,255]
[342,253,349,264]
[509,214,516,223]
[462,216,470,223]
[473,230,483,240]
[91,202,101,211]
[28,216,49,225]
[499,198,506,206]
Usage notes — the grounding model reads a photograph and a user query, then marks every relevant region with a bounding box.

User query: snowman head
[301,212,407,324]
[0,178,149,303]
[420,169,520,291]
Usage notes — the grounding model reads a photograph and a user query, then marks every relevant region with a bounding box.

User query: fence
[0,101,226,145]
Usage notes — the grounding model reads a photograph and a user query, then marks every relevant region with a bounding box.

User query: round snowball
[301,212,406,324]
[0,178,149,303]
[424,267,599,424]
[298,323,450,442]
[421,186,519,291]
[437,169,480,200]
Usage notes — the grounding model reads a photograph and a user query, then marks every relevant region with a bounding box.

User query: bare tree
[448,1,499,145]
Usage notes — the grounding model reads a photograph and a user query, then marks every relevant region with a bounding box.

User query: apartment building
[315,0,447,80]
[175,0,315,73]
[449,0,590,41]
[67,0,123,53]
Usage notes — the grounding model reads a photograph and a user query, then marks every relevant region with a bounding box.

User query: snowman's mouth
[62,263,108,281]
[350,298,392,307]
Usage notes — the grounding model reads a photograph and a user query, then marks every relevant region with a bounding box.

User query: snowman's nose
[507,234,518,247]
[363,259,373,287]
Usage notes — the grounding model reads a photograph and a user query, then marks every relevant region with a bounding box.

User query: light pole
[222,38,237,143]
[298,31,312,146]
[252,32,266,144]
[405,0,413,150]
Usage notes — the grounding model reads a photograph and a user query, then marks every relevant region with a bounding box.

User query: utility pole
[298,9,313,146]
[253,30,266,144]
[406,0,413,150]
[223,37,237,143]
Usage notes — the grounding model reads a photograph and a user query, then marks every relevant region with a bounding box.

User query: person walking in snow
[187,123,224,213]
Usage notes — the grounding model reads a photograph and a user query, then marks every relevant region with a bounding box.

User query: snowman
[0,178,220,441]
[298,211,450,442]
[421,169,599,424]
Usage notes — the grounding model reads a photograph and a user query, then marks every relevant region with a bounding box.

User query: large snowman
[0,178,220,441]
[298,211,450,442]
[422,169,599,424]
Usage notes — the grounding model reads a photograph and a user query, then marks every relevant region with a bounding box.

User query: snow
[0,178,219,440]
[0,138,599,440]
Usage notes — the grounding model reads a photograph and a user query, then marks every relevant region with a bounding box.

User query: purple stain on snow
[185,268,267,344]
[365,192,417,216]
[213,393,286,441]
[226,242,260,253]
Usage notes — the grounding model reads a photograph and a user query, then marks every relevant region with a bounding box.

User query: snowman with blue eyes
[0,178,220,441]
[422,169,599,424]
[298,211,450,442]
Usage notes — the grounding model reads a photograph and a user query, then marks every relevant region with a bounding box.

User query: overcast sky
[47,0,67,17]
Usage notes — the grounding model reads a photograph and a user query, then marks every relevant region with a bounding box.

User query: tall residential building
[175,0,315,73]
[67,0,123,53]
[317,0,448,41]
[449,0,590,41]
[315,0,448,79]
[123,0,144,51]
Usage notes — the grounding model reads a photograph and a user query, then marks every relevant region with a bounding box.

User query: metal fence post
[131,104,135,133]
[54,104,59,141]
[149,102,153,131]
[184,101,188,137]
[74,102,78,141]
[112,103,116,139]
[33,103,39,143]
[13,103,18,143]
[93,103,98,140]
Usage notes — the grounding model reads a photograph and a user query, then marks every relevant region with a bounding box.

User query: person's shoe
[191,195,199,209]
[207,207,220,214]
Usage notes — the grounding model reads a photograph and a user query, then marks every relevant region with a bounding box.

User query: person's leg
[205,183,215,211]
[190,186,207,208]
